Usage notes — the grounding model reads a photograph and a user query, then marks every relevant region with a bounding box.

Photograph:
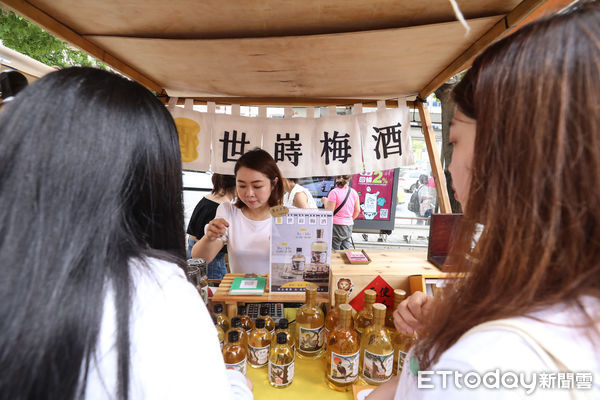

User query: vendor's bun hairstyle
[417,0,600,369]
[234,148,284,208]
[335,175,351,188]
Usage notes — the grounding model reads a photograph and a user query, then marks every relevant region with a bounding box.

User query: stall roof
[1,0,551,104]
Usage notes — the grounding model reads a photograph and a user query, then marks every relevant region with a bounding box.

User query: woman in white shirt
[369,2,600,399]
[0,68,252,400]
[192,148,284,274]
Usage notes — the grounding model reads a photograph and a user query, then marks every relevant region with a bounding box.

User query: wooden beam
[418,0,548,98]
[417,101,451,213]
[161,96,416,109]
[0,0,165,94]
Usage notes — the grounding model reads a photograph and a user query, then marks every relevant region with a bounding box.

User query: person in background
[0,68,252,399]
[192,148,284,274]
[322,175,360,250]
[369,2,600,398]
[186,173,236,278]
[0,70,28,110]
[282,177,317,208]
[417,174,435,224]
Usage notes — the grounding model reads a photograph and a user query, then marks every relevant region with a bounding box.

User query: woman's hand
[205,218,229,241]
[393,291,436,335]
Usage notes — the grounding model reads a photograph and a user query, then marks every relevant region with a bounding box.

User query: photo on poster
[270,209,333,293]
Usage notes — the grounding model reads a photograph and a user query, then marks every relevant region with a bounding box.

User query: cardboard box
[330,249,440,305]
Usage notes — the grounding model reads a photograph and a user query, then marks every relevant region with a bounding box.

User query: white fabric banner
[210,113,262,174]
[358,105,414,171]
[169,98,212,172]
[168,101,412,177]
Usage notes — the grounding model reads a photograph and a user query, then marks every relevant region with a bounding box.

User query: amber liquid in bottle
[260,305,276,335]
[268,332,295,388]
[387,289,417,374]
[326,304,360,391]
[213,303,229,333]
[247,318,271,368]
[226,317,248,350]
[354,289,376,340]
[237,305,254,334]
[222,330,247,375]
[271,318,295,351]
[296,285,325,359]
[359,303,394,385]
[212,314,225,351]
[324,289,351,349]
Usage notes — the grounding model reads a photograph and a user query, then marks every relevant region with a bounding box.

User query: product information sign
[270,209,333,293]
[352,169,396,222]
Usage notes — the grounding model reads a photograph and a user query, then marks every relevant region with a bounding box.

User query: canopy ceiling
[1,0,549,104]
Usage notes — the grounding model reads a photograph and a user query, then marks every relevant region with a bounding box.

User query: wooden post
[416,101,451,213]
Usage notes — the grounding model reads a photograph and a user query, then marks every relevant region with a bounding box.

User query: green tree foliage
[0,10,106,69]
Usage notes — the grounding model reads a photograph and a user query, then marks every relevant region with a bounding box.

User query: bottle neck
[364,301,374,312]
[373,311,384,329]
[306,292,316,307]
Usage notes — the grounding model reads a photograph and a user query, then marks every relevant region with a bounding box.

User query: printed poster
[353,169,395,221]
[270,209,333,293]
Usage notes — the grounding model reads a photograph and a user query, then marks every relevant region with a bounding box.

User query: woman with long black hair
[0,68,252,399]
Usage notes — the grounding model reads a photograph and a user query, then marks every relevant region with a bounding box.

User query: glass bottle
[213,303,229,333]
[247,318,271,368]
[311,228,328,264]
[385,289,406,331]
[353,289,376,340]
[237,305,254,334]
[326,304,360,391]
[292,247,306,275]
[222,330,247,375]
[325,289,350,347]
[260,305,276,335]
[212,314,225,351]
[271,318,295,351]
[268,332,295,388]
[227,317,248,349]
[296,285,325,359]
[359,303,394,385]
[386,289,418,375]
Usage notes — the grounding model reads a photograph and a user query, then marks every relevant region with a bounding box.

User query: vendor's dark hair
[234,148,283,208]
[211,173,236,196]
[417,1,600,368]
[0,67,185,399]
[335,175,351,188]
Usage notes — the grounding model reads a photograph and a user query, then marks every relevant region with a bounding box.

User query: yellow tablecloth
[246,356,353,400]
[246,308,353,399]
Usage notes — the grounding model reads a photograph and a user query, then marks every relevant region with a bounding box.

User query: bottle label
[311,250,327,264]
[329,350,359,383]
[299,325,324,353]
[397,350,408,375]
[247,344,270,366]
[292,259,305,272]
[225,357,247,376]
[269,360,294,386]
[362,349,394,382]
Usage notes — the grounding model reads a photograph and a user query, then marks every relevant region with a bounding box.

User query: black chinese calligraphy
[274,133,303,166]
[372,123,402,160]
[219,130,250,162]
[320,130,352,165]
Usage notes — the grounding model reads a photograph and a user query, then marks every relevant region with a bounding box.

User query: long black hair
[0,67,186,399]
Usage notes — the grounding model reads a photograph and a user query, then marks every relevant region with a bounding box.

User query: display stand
[212,273,329,317]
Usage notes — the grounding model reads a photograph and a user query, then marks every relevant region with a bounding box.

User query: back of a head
[420,0,600,369]
[0,67,184,399]
[0,70,28,100]
[335,175,351,188]
[234,148,284,207]
[211,173,236,195]
[419,174,428,185]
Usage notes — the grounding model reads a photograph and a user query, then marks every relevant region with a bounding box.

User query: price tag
[270,205,289,217]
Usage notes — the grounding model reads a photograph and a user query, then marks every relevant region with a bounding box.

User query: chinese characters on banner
[169,101,412,177]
